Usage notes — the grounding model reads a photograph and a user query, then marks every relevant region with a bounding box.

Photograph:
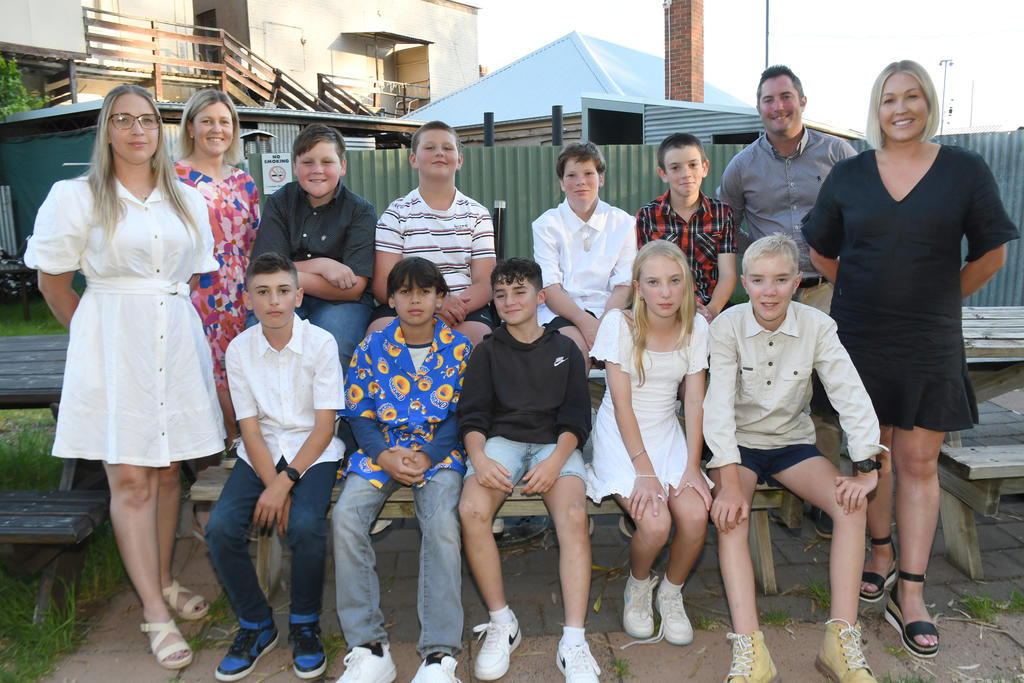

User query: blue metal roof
[407,31,749,126]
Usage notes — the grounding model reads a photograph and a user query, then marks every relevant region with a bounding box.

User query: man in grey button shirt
[718,65,856,536]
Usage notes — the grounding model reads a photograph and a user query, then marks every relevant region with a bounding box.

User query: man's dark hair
[293,123,346,159]
[491,258,543,292]
[657,132,707,169]
[556,141,606,178]
[386,257,450,299]
[245,252,298,288]
[756,65,805,102]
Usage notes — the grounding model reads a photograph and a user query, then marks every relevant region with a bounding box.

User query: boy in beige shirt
[703,233,882,683]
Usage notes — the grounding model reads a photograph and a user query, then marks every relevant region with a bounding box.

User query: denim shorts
[465,435,586,483]
[737,443,823,487]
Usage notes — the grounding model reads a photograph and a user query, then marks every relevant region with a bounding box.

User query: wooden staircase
[45,7,372,115]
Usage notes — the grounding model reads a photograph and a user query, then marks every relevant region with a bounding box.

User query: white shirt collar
[255,314,306,356]
[557,198,608,234]
[115,179,163,206]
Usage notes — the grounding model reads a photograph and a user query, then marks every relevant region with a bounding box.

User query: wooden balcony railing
[77,7,337,113]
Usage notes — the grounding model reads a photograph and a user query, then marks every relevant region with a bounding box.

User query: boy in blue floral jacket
[332,257,472,683]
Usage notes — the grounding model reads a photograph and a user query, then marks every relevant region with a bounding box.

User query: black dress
[802,145,1018,432]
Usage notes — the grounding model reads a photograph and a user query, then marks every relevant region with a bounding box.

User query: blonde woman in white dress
[26,84,225,671]
[587,239,712,647]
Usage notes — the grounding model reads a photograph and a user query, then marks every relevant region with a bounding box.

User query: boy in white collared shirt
[206,252,343,682]
[702,233,881,683]
[532,142,637,369]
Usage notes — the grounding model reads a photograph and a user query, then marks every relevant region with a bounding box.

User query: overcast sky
[472,0,1024,133]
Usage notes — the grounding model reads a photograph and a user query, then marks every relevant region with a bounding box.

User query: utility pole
[939,58,953,135]
[765,0,770,68]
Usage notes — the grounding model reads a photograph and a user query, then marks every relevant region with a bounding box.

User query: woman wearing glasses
[26,84,224,671]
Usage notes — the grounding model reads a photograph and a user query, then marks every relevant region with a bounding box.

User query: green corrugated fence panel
[345,143,745,260]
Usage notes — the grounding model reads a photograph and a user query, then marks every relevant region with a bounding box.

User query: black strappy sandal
[884,570,939,658]
[859,535,896,602]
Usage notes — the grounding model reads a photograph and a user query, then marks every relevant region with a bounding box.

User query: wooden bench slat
[0,516,101,544]
[939,445,1024,479]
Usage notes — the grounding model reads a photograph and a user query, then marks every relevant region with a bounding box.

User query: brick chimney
[664,0,704,102]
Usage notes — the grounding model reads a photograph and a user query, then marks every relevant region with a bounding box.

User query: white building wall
[243,0,479,99]
[0,0,87,54]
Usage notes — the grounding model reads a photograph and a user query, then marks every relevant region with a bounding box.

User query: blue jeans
[206,459,338,622]
[332,469,463,658]
[246,295,371,367]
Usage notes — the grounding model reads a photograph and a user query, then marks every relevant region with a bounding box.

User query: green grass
[882,675,934,683]
[959,588,1024,622]
[693,614,724,631]
[184,592,233,653]
[0,296,65,336]
[0,409,60,489]
[960,593,1001,622]
[759,608,792,627]
[611,657,631,678]
[804,579,831,612]
[0,405,127,680]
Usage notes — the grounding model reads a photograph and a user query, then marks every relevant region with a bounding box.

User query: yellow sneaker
[815,619,877,682]
[724,631,778,683]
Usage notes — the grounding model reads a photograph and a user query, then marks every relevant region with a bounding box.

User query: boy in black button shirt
[252,124,375,365]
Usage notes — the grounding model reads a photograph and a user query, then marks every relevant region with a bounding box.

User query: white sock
[489,605,516,625]
[561,626,586,648]
[658,576,683,597]
[629,572,651,585]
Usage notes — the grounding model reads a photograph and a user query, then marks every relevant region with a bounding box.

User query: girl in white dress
[26,85,225,670]
[587,240,712,646]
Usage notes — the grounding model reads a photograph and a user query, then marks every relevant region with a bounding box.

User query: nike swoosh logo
[553,356,566,367]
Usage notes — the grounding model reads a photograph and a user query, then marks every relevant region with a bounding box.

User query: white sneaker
[622,574,657,638]
[410,655,460,683]
[472,618,521,680]
[556,641,601,683]
[335,644,396,683]
[656,585,694,645]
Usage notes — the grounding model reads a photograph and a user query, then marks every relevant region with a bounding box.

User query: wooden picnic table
[0,334,68,409]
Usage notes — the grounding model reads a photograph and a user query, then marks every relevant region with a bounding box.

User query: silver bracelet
[630,448,647,462]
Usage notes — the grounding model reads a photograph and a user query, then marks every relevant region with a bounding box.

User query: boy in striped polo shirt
[367,121,496,345]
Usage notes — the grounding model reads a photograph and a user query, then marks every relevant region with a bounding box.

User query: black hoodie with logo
[457,325,591,447]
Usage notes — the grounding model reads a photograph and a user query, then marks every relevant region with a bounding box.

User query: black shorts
[544,310,597,332]
[737,443,823,487]
[368,303,495,328]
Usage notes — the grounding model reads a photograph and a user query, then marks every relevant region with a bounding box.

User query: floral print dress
[175,162,260,391]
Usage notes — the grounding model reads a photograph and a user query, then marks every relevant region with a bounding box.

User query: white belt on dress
[86,277,191,298]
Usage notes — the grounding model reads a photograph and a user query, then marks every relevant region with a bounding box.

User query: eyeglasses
[108,113,161,130]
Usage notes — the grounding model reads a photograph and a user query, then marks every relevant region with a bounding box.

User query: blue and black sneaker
[289,616,327,679]
[215,617,278,681]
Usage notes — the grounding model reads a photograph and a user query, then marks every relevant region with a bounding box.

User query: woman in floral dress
[175,89,259,445]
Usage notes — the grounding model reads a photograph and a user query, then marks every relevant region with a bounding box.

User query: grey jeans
[332,469,463,658]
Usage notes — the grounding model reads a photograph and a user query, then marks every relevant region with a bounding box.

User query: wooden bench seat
[938,444,1024,578]
[0,487,109,622]
[190,463,801,597]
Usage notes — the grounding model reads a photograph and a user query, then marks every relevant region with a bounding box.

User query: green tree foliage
[0,56,46,118]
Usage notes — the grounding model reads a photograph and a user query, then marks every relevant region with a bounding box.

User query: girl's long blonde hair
[88,84,198,238]
[628,239,696,385]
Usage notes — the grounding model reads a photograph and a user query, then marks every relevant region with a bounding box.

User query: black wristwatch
[283,466,301,483]
[853,458,881,474]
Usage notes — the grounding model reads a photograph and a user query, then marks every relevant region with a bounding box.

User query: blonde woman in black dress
[802,60,1018,658]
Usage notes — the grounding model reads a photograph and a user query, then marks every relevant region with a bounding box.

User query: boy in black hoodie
[457,258,598,683]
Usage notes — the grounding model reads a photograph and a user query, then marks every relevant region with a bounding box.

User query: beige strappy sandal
[140,619,194,670]
[162,580,210,620]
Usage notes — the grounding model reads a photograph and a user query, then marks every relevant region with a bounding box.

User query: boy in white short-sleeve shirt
[532,142,636,369]
[206,252,343,682]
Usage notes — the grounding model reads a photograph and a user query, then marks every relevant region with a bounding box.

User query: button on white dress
[25,178,226,465]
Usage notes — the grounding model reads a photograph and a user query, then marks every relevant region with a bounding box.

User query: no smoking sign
[261,153,292,195]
